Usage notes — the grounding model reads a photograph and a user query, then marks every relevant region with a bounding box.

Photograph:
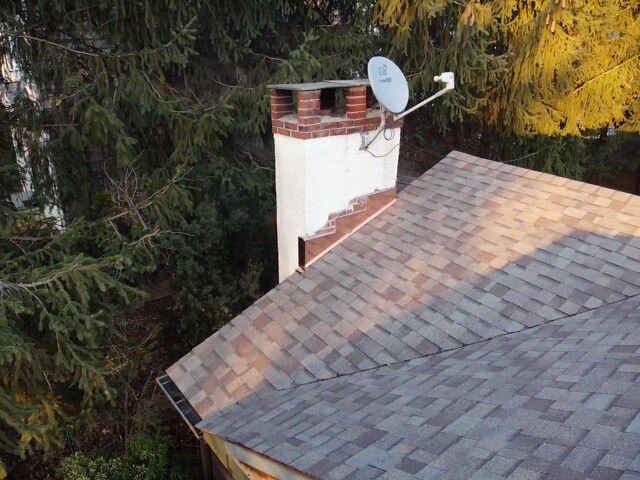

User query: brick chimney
[269,80,402,281]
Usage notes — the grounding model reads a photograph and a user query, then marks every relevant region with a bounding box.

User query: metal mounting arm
[360,72,455,151]
[392,72,455,122]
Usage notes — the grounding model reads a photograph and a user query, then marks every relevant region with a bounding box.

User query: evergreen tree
[2,0,637,475]
[0,171,190,477]
[0,0,379,474]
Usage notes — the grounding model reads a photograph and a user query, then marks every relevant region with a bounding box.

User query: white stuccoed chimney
[269,80,402,282]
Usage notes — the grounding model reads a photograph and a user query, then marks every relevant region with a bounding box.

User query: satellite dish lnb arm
[392,72,455,122]
[360,70,455,151]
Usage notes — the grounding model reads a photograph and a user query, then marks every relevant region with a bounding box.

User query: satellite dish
[367,56,409,114]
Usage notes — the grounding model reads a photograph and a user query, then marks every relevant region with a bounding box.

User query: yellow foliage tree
[377,0,640,136]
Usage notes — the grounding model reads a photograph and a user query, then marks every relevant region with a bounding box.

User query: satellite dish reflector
[367,56,409,114]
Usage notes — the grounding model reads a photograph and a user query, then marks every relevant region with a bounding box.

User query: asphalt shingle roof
[200,294,640,480]
[166,151,640,479]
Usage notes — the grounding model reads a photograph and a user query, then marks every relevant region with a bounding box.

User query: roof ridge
[444,150,640,203]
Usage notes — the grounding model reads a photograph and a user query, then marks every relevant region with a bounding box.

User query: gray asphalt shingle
[200,295,640,479]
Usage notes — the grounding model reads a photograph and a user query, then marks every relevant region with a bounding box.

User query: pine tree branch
[1,235,50,255]
[104,163,149,229]
[569,53,640,97]
[247,49,287,63]
[0,261,90,292]
[500,149,547,164]
[210,77,255,91]
[106,168,190,222]
[142,72,163,99]
[240,151,275,171]
[0,15,197,60]
[0,31,99,56]
[126,229,187,246]
[7,236,53,242]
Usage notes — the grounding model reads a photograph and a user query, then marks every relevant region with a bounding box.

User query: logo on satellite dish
[367,56,409,114]
[378,64,392,83]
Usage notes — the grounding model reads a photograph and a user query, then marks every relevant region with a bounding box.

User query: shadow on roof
[166,153,640,452]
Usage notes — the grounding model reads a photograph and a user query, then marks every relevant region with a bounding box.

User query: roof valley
[221,290,640,405]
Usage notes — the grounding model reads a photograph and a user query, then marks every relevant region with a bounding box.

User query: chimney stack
[269,80,402,281]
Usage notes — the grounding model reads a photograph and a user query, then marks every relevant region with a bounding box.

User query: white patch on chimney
[275,128,400,282]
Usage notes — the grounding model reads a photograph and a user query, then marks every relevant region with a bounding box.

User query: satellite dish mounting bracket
[361,56,455,151]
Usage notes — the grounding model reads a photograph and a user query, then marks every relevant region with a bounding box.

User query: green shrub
[56,434,191,480]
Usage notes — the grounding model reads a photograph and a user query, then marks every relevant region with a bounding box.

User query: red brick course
[269,85,402,138]
[298,116,321,126]
[291,131,313,139]
[270,89,294,120]
[346,85,367,120]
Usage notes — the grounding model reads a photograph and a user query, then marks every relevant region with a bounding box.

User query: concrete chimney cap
[267,79,370,91]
